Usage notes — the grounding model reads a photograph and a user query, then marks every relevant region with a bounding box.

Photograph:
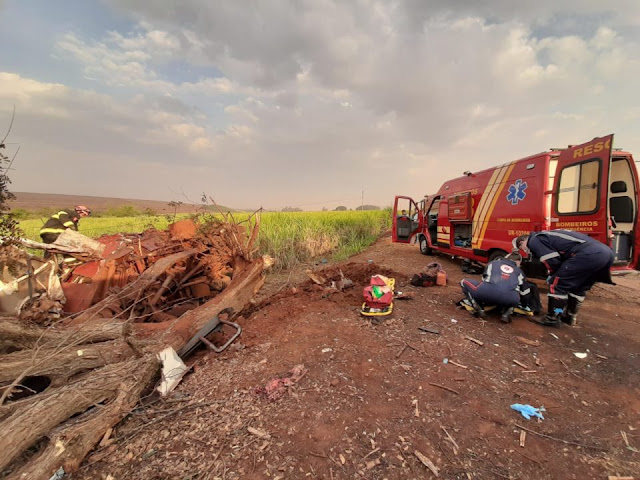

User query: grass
[19,210,392,270]
[18,215,186,241]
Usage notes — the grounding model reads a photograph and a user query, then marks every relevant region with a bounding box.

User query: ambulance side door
[551,134,613,245]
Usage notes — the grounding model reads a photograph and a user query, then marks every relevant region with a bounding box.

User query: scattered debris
[247,426,271,439]
[428,382,460,395]
[396,344,409,358]
[441,426,459,454]
[330,269,354,292]
[520,430,527,447]
[156,347,189,396]
[414,450,439,477]
[550,333,559,340]
[465,335,484,346]
[516,336,540,347]
[573,352,588,359]
[305,269,326,285]
[511,404,545,420]
[418,326,440,335]
[449,360,468,369]
[394,292,413,300]
[513,359,530,369]
[254,364,308,401]
[365,458,381,470]
[516,424,608,450]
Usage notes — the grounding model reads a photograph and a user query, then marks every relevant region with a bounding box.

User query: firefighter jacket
[482,257,525,294]
[527,229,614,284]
[40,209,80,237]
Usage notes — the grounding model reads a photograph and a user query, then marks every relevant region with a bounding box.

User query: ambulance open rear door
[551,134,613,248]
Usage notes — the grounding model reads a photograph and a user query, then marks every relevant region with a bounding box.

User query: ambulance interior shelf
[453,224,472,248]
[448,193,472,248]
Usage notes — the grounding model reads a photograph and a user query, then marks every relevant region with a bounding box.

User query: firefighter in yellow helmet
[39,205,91,244]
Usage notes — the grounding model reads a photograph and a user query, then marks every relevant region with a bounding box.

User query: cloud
[0,72,215,150]
[4,1,640,210]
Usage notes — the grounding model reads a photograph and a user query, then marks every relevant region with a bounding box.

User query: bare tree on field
[0,107,23,272]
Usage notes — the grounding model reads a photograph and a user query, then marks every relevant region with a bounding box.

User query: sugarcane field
[1,2,639,480]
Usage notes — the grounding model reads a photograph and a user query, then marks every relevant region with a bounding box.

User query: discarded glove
[511,403,545,420]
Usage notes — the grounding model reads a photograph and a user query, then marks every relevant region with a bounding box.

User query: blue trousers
[461,279,520,307]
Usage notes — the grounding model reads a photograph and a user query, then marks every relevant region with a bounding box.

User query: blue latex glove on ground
[511,404,545,420]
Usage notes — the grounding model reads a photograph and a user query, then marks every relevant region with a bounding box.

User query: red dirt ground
[77,235,640,480]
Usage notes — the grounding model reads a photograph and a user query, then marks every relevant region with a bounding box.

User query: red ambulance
[393,134,639,272]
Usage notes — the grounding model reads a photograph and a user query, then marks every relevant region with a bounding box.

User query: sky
[1,0,639,211]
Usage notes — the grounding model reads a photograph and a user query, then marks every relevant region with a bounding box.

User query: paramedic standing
[460,252,525,323]
[39,205,91,244]
[514,230,614,326]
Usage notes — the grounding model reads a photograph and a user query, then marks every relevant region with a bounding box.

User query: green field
[19,210,392,270]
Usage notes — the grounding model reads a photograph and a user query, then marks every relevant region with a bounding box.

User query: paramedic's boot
[466,292,486,319]
[562,294,584,326]
[530,296,566,327]
[500,306,514,324]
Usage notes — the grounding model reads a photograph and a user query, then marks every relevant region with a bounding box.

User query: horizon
[10,191,388,213]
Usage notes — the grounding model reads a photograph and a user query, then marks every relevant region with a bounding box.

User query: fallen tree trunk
[0,357,157,473]
[5,356,157,480]
[0,339,134,387]
[0,318,130,353]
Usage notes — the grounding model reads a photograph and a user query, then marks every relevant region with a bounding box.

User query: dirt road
[79,235,640,480]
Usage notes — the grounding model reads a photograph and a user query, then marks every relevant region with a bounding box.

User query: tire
[419,236,432,255]
[488,249,508,262]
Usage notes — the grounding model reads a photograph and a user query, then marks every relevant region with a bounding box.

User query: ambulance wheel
[419,236,432,255]
[488,249,508,262]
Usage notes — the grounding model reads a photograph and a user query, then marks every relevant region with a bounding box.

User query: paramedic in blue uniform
[460,252,525,323]
[514,230,614,326]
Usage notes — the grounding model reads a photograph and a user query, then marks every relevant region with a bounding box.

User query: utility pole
[361,190,364,211]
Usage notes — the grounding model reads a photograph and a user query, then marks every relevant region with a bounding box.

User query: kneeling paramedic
[460,253,525,323]
[514,230,614,326]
